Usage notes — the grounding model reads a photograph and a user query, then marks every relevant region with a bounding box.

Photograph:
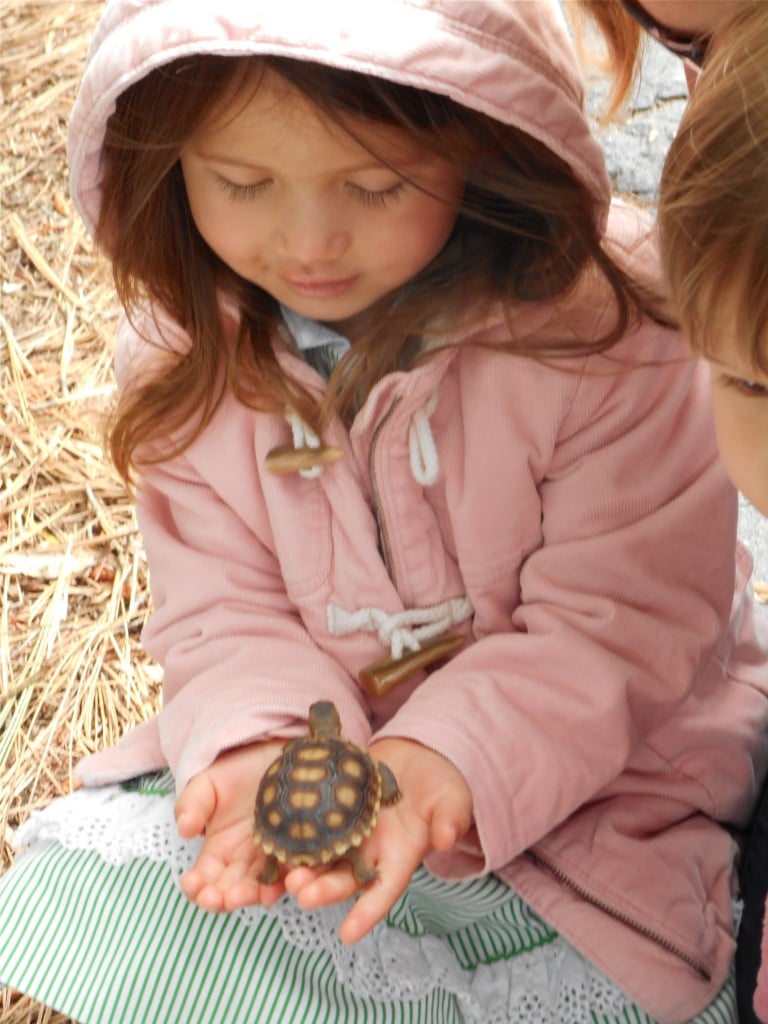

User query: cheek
[181,166,250,253]
[189,198,262,263]
[737,450,768,517]
[739,426,768,516]
[639,0,731,34]
[392,201,458,269]
[711,392,768,513]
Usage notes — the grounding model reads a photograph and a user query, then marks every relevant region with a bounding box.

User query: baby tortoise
[253,700,401,885]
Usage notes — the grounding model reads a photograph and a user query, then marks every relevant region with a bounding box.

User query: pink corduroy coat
[67,2,768,1021]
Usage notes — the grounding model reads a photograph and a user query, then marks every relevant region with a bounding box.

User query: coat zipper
[527,849,712,980]
[368,389,711,984]
[368,397,401,589]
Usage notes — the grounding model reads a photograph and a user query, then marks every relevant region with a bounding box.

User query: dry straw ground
[1,3,766,1023]
[2,2,159,1019]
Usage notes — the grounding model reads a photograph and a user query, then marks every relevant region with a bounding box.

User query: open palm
[175,740,288,911]
[175,735,473,944]
[284,737,474,944]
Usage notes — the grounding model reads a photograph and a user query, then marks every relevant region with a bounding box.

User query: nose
[275,195,351,266]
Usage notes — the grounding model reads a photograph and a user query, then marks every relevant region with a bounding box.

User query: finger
[282,865,316,892]
[429,793,472,852]
[179,868,206,901]
[430,819,457,851]
[287,862,360,908]
[189,835,285,911]
[179,851,228,900]
[179,825,253,899]
[183,841,261,910]
[224,875,285,910]
[175,773,217,838]
[338,856,415,944]
[193,883,227,913]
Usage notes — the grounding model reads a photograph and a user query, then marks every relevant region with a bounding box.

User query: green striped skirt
[0,773,737,1024]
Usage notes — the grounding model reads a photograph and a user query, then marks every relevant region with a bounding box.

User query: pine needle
[1,0,160,883]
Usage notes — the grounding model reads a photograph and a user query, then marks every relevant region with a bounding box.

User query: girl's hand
[175,740,288,911]
[283,737,473,944]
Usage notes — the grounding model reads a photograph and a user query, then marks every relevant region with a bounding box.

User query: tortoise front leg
[377,762,402,806]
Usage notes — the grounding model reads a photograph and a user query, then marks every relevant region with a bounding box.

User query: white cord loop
[287,411,323,479]
[408,390,441,486]
[328,597,473,662]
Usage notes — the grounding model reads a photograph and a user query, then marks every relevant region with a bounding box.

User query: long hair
[567,0,644,118]
[98,55,654,480]
[658,1,768,372]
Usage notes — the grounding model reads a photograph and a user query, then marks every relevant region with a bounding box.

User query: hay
[1,0,162,853]
[1,4,160,1016]
[1,987,74,1024]
[1,0,163,853]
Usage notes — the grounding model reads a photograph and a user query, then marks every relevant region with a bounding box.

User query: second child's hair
[658,2,768,371]
[568,0,645,119]
[98,55,654,479]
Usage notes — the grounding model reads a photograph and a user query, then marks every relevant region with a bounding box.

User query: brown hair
[98,55,654,480]
[568,0,645,118]
[658,1,768,373]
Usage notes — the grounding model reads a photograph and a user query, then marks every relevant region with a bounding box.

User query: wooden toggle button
[265,445,345,475]
[359,631,466,697]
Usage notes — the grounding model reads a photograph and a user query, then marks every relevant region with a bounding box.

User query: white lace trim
[273,902,636,1023]
[10,784,664,1023]
[13,783,191,871]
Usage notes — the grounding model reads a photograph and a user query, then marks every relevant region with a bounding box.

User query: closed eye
[347,182,405,209]
[216,176,272,201]
[722,375,768,398]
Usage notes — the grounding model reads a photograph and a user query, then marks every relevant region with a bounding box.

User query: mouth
[282,275,358,298]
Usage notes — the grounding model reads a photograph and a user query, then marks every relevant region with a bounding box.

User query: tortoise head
[308,701,342,740]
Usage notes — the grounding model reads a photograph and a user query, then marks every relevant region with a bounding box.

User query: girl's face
[180,68,464,342]
[636,1,739,36]
[707,347,768,515]
[630,1,741,88]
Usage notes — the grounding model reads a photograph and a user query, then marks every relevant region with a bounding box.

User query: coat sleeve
[131,453,370,791]
[373,323,757,872]
[91,312,372,793]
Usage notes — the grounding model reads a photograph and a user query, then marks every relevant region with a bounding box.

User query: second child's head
[658,1,768,512]
[572,0,768,513]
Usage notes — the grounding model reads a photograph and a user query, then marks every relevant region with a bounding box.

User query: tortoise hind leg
[377,762,401,806]
[347,847,378,886]
[258,854,281,885]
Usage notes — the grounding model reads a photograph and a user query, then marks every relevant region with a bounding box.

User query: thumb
[429,792,472,852]
[175,772,217,838]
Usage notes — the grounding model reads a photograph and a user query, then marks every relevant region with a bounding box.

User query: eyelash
[723,375,768,398]
[347,182,406,208]
[216,178,270,201]
[215,176,405,207]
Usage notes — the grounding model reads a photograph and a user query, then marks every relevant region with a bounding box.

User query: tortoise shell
[253,701,400,885]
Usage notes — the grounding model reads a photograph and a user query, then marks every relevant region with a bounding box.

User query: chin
[744,490,768,517]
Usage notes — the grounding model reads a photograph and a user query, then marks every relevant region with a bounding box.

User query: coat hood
[68,0,610,239]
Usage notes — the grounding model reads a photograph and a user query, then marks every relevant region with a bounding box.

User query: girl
[572,0,768,515]
[571,4,768,1018]
[655,2,768,517]
[1,2,766,1022]
[653,12,768,1014]
[658,13,768,1017]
